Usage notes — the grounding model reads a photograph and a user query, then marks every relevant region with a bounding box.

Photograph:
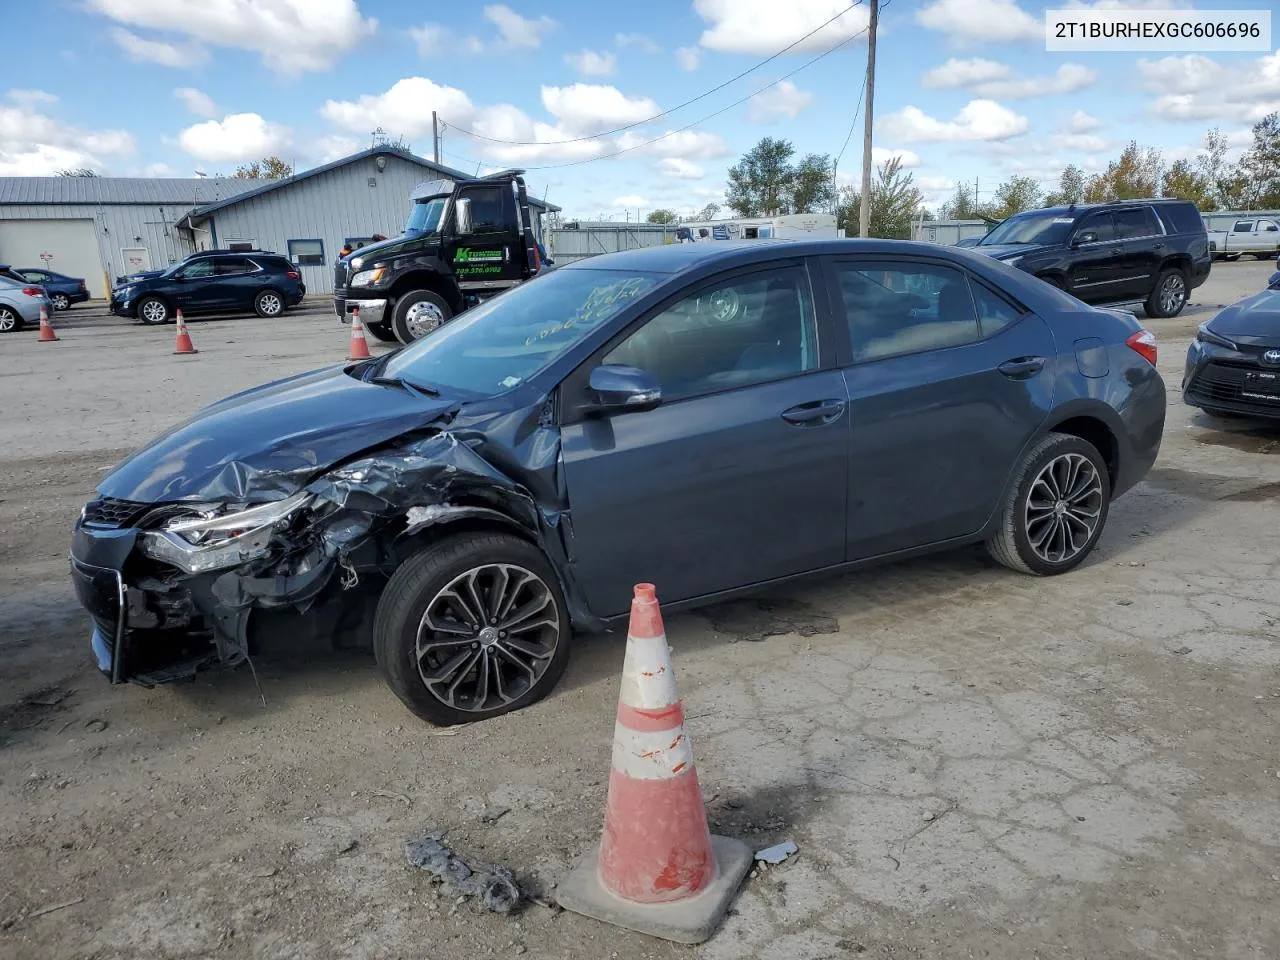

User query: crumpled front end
[70,400,593,687]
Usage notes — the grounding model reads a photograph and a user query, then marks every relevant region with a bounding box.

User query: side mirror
[454,198,473,236]
[586,365,661,415]
[1073,231,1098,246]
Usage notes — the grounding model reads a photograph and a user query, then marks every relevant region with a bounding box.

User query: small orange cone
[348,306,372,360]
[173,310,198,355]
[557,583,751,943]
[37,306,59,342]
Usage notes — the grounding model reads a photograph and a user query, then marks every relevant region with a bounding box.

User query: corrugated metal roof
[0,176,261,206]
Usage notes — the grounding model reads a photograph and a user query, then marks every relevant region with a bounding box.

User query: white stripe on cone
[618,633,679,709]
[611,724,695,780]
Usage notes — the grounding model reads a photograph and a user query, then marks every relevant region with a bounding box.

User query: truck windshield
[406,197,448,235]
[380,268,662,396]
[980,212,1075,246]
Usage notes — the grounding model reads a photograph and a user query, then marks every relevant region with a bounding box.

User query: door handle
[1110,248,1122,256]
[1153,242,1164,249]
[997,357,1045,380]
[781,398,846,426]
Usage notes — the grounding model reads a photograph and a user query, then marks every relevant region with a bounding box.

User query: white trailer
[676,213,838,243]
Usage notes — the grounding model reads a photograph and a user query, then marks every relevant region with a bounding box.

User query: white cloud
[483,4,554,49]
[615,32,660,53]
[322,77,474,139]
[409,24,455,55]
[7,89,59,107]
[90,0,376,74]
[675,46,701,71]
[565,49,617,77]
[872,147,921,167]
[470,104,604,163]
[0,103,135,175]
[613,194,648,208]
[972,63,1096,99]
[314,134,362,162]
[1054,133,1110,153]
[1065,109,1101,132]
[657,157,705,179]
[1138,51,1280,123]
[617,129,730,160]
[110,27,208,67]
[917,176,956,192]
[142,161,173,176]
[177,113,291,163]
[173,86,217,118]
[882,99,1029,142]
[916,0,1040,44]
[922,58,1010,88]
[748,81,813,123]
[541,84,659,135]
[696,0,869,54]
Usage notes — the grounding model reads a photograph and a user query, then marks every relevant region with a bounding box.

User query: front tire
[137,296,170,325]
[1145,267,1188,318]
[51,294,71,311]
[365,320,398,342]
[0,306,23,332]
[254,288,285,318]
[987,433,1111,576]
[373,532,570,726]
[391,290,452,344]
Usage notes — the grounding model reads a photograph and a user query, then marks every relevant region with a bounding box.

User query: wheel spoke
[425,648,481,692]
[1023,452,1106,565]
[499,592,552,632]
[494,643,538,683]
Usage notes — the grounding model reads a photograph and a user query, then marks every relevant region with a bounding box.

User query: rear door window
[214,257,254,276]
[1113,207,1161,240]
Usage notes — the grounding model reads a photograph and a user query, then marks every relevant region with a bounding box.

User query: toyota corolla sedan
[1184,288,1280,420]
[71,241,1166,725]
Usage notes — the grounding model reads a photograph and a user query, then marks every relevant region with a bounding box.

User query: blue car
[13,268,89,311]
[70,239,1165,725]
[110,250,305,324]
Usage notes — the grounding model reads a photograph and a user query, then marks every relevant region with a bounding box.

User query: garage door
[0,219,104,297]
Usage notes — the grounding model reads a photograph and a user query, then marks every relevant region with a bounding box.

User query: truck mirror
[455,198,473,236]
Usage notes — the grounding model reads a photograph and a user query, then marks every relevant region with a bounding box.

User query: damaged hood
[98,364,457,503]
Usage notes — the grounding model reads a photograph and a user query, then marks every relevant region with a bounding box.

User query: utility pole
[858,0,878,238]
[432,111,440,164]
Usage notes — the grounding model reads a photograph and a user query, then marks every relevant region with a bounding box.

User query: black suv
[111,251,306,324]
[973,199,1210,317]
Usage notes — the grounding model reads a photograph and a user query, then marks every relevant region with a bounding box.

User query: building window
[225,239,255,252]
[288,238,325,266]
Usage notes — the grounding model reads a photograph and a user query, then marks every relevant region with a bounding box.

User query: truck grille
[82,496,148,529]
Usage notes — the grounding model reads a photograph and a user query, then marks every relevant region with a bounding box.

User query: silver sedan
[0,275,54,332]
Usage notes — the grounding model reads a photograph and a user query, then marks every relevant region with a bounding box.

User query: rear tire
[391,290,452,344]
[137,296,170,325]
[373,532,570,726]
[365,320,398,342]
[0,306,23,332]
[987,432,1111,576]
[51,294,71,311]
[254,288,285,318]
[1145,267,1188,318]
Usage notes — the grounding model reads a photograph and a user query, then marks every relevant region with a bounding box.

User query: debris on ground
[754,840,798,865]
[405,831,521,914]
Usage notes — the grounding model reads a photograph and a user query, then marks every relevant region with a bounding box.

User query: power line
[444,26,870,173]
[441,2,865,147]
[834,73,868,170]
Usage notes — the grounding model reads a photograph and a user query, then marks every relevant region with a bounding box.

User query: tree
[233,156,294,180]
[726,137,797,216]
[1161,159,1213,210]
[1083,141,1162,203]
[791,153,835,214]
[646,209,678,224]
[1238,112,1280,209]
[836,157,925,239]
[986,176,1043,220]
[940,182,980,220]
[1044,165,1085,206]
[695,201,720,220]
[56,167,98,177]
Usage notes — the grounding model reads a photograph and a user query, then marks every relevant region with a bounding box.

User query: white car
[0,274,54,333]
[1207,218,1280,261]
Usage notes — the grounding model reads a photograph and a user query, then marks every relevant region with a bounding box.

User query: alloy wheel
[414,563,561,713]
[0,309,15,332]
[259,292,282,316]
[141,300,167,323]
[1024,453,1103,564]
[52,295,70,311]
[1159,274,1186,315]
[405,300,445,339]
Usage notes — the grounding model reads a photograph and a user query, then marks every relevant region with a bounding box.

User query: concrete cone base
[556,835,751,944]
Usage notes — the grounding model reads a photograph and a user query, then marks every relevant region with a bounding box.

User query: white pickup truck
[1206,217,1280,261]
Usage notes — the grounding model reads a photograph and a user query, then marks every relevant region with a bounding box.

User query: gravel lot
[2,262,1278,960]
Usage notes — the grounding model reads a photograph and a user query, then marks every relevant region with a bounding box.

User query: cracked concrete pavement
[2,263,1278,959]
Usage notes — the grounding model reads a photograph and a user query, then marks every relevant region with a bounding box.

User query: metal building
[0,147,557,298]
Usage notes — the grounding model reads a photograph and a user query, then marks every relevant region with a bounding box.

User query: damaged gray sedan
[71,240,1165,725]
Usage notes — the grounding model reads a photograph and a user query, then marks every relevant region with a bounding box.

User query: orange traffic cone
[348,306,372,360]
[173,310,198,355]
[557,583,751,943]
[37,306,59,342]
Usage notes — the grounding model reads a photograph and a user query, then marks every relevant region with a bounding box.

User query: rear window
[1155,202,1206,236]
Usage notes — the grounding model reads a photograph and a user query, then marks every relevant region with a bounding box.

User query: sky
[1,0,1277,220]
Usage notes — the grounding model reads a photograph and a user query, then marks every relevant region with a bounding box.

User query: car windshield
[406,197,448,236]
[380,268,662,396]
[980,212,1076,246]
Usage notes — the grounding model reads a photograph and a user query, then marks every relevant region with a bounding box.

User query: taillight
[287,270,300,280]
[1125,329,1157,366]
[21,287,42,297]
[77,280,86,290]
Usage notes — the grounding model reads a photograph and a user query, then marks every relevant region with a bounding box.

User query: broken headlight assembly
[138,491,314,575]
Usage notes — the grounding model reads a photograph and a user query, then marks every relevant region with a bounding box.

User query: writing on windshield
[981,213,1075,246]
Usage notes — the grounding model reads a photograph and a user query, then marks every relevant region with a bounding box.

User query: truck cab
[333,171,544,343]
